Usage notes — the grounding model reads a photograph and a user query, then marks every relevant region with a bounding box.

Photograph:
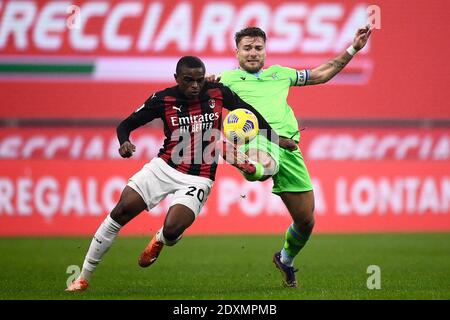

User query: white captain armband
[295,69,310,86]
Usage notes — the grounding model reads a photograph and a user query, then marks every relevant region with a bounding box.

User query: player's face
[236,36,266,73]
[175,67,206,99]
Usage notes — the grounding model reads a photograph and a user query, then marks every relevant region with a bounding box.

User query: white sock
[80,215,122,281]
[156,227,182,246]
[280,248,295,267]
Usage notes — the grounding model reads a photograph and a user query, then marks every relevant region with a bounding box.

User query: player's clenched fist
[352,25,372,51]
[119,141,136,158]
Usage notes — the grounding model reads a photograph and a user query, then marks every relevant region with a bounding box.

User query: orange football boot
[138,233,164,267]
[65,278,89,292]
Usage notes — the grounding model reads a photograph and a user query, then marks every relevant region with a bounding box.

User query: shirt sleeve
[116,93,163,145]
[294,69,310,86]
[283,66,310,87]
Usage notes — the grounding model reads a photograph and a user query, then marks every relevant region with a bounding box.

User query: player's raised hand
[119,141,136,158]
[352,25,372,51]
[205,74,221,83]
[279,137,298,151]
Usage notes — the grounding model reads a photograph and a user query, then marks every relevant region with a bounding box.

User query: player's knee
[293,215,315,233]
[304,218,315,231]
[291,204,315,229]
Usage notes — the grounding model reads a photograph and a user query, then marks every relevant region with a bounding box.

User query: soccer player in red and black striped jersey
[66,56,296,292]
[116,59,279,181]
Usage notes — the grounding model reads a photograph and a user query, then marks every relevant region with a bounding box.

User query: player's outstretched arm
[306,25,372,85]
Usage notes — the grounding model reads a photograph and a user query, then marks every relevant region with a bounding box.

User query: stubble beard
[241,61,264,74]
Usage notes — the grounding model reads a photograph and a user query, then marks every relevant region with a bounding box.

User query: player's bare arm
[306,26,372,85]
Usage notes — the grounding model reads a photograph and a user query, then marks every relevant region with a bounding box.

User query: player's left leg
[82,187,147,274]
[138,204,195,267]
[271,148,314,288]
[280,191,315,261]
[66,186,147,292]
[273,191,315,288]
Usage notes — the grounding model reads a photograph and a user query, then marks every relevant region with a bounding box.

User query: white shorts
[127,157,213,217]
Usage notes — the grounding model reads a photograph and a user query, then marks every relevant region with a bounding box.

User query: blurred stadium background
[0,0,449,299]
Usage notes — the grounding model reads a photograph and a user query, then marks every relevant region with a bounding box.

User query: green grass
[0,233,449,300]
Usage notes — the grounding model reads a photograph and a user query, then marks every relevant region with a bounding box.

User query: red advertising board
[1,126,448,161]
[0,0,449,120]
[0,158,448,235]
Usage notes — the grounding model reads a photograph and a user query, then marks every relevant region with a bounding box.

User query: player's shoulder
[266,64,295,73]
[142,86,176,109]
[266,65,298,83]
[219,69,240,81]
[147,86,176,100]
[204,82,231,98]
[205,81,228,91]
[159,85,178,97]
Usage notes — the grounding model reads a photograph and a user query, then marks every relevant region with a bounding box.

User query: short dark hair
[176,56,205,74]
[234,27,266,47]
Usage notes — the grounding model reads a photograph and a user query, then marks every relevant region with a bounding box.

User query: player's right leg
[66,186,146,292]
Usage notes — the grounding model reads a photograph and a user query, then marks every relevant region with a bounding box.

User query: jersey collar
[238,67,265,79]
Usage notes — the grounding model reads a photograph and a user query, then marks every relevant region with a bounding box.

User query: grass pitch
[0,233,449,300]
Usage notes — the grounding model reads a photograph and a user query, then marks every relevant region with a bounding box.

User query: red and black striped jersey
[117,82,275,180]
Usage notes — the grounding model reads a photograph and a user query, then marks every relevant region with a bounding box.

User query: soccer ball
[223,108,259,143]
